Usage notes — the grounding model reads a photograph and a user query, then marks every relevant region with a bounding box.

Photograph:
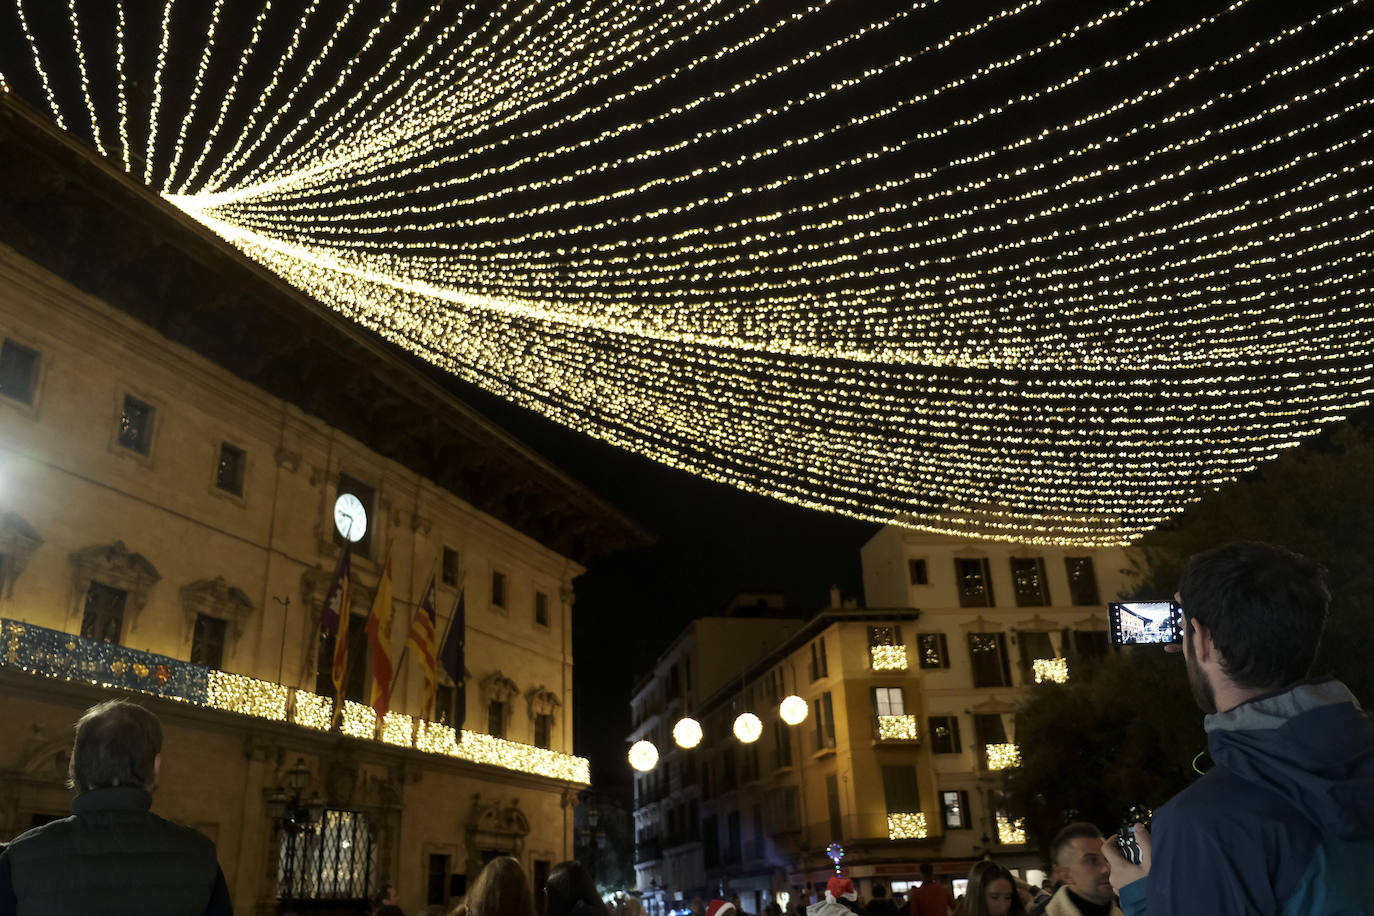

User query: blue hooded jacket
[1119,679,1374,916]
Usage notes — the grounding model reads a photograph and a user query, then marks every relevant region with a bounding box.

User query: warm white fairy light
[887,812,928,840]
[629,739,659,772]
[986,743,1022,770]
[673,716,703,749]
[5,1,1372,545]
[870,646,909,671]
[997,813,1027,845]
[876,715,919,740]
[733,712,763,744]
[1033,658,1069,684]
[780,695,809,725]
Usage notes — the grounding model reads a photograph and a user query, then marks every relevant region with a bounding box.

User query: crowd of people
[1,541,1371,915]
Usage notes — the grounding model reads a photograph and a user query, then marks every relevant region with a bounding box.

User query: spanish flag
[366,556,396,718]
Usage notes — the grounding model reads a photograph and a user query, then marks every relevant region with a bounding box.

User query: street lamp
[267,757,325,833]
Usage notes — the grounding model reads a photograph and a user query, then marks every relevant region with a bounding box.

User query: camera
[1115,805,1151,865]
[1108,601,1182,646]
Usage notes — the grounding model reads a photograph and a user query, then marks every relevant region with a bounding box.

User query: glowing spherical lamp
[628,740,659,772]
[673,717,703,749]
[733,712,763,743]
[779,695,809,725]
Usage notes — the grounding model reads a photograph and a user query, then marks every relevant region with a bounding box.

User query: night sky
[437,371,876,789]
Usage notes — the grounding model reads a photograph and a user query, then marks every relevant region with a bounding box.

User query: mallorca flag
[406,575,439,719]
[365,555,396,718]
[319,546,352,702]
[439,589,466,732]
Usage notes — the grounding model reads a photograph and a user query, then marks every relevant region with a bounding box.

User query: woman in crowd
[463,856,538,916]
[544,860,610,916]
[953,861,1027,916]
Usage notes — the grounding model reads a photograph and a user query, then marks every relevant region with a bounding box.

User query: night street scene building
[629,531,1133,913]
[0,95,649,914]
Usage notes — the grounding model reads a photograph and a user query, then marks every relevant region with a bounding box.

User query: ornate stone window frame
[67,541,160,636]
[480,671,520,737]
[180,576,255,653]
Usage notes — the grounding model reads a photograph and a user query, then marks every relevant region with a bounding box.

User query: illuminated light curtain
[3,0,1371,545]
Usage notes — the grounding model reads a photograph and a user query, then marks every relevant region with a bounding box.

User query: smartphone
[1108,601,1182,646]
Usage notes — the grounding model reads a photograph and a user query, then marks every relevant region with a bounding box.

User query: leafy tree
[1002,651,1201,861]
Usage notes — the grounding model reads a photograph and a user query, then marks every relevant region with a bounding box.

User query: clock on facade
[333,493,367,542]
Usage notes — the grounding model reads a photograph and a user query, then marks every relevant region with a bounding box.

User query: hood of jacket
[1206,678,1374,839]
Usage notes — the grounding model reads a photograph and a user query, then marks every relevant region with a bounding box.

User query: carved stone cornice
[69,541,160,610]
[181,576,255,639]
[526,686,562,720]
[480,671,520,704]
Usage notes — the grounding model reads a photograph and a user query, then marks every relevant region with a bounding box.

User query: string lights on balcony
[887,813,928,840]
[3,2,1371,544]
[1033,657,1070,684]
[986,743,1023,770]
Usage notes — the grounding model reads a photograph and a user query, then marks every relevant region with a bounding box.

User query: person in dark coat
[865,885,901,916]
[0,698,232,916]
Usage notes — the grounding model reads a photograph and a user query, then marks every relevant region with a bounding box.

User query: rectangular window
[442,547,459,586]
[940,790,971,830]
[428,853,451,906]
[774,719,792,768]
[491,570,507,609]
[881,765,920,813]
[0,339,39,404]
[917,632,949,669]
[535,713,553,749]
[968,632,1012,687]
[1066,556,1100,605]
[190,614,228,669]
[534,591,550,626]
[814,692,836,749]
[334,474,375,558]
[435,683,455,725]
[315,612,370,702]
[867,624,902,647]
[956,557,995,607]
[1019,631,1056,680]
[117,394,155,455]
[826,774,843,840]
[929,716,962,754]
[80,581,127,644]
[1011,557,1050,606]
[873,686,905,717]
[1074,629,1111,662]
[703,816,720,868]
[488,700,507,738]
[817,638,828,678]
[215,443,246,496]
[908,558,929,585]
[975,713,1008,746]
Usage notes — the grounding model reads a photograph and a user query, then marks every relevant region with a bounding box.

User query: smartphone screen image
[1108,601,1182,646]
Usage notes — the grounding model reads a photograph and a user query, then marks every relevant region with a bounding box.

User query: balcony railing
[0,619,590,784]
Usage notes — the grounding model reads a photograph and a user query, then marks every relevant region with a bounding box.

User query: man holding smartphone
[1101,541,1374,915]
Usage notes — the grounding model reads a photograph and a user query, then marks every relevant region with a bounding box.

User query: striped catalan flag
[406,574,439,719]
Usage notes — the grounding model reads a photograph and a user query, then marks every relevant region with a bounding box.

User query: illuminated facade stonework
[0,106,646,915]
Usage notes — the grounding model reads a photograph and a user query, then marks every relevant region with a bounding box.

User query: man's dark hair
[918,863,934,880]
[1050,822,1103,866]
[1178,541,1329,690]
[871,884,887,898]
[69,699,162,792]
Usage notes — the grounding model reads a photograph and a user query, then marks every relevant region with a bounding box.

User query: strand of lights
[6,1,1373,545]
[143,0,175,187]
[114,0,129,172]
[14,0,65,130]
[876,715,919,740]
[986,743,1022,770]
[870,646,909,670]
[1033,658,1069,684]
[997,813,1028,845]
[163,0,225,190]
[887,813,928,840]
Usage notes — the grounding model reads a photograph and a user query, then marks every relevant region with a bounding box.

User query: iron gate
[278,808,375,907]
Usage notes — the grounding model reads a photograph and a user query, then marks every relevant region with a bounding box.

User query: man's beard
[1184,627,1217,714]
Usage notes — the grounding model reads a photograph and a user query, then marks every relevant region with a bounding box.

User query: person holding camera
[1101,541,1374,915]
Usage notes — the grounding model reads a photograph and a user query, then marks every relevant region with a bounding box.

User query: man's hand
[1102,823,1152,893]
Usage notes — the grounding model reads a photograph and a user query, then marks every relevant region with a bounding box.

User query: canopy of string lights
[2,0,1370,545]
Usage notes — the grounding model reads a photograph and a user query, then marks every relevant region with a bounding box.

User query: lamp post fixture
[267,757,326,834]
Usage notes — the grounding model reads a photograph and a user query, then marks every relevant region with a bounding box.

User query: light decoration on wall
[628,739,660,772]
[1033,657,1070,684]
[0,619,591,785]
[779,695,809,725]
[733,712,763,743]
[986,743,1022,770]
[997,813,1028,845]
[876,714,919,741]
[886,812,928,840]
[673,716,703,749]
[870,646,909,671]
[4,2,1374,545]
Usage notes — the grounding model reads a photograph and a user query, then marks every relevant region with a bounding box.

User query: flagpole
[387,556,440,697]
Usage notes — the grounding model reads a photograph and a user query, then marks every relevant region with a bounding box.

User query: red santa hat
[706,900,737,916]
[825,877,857,902]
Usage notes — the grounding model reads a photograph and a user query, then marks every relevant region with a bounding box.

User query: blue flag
[439,589,465,732]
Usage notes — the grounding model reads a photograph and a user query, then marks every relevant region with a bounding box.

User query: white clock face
[333,493,367,542]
